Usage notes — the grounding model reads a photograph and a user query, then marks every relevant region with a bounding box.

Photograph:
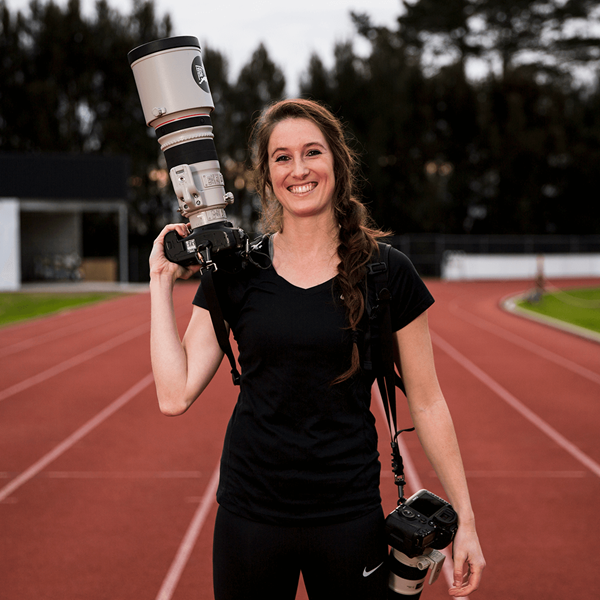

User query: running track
[1,277,599,600]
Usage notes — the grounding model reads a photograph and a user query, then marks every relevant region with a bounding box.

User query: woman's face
[267,118,336,222]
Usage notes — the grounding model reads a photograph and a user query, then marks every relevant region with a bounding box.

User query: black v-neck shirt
[193,245,433,524]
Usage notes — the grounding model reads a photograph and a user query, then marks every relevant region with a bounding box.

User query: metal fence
[387,234,600,277]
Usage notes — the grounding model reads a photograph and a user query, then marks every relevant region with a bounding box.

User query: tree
[299,54,332,103]
[398,0,600,85]
[0,0,172,153]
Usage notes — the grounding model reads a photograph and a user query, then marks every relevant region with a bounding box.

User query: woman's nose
[292,158,309,178]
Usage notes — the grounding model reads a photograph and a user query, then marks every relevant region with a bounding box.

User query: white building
[0,154,129,291]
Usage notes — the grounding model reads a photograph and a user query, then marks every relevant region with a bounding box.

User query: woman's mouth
[288,182,317,194]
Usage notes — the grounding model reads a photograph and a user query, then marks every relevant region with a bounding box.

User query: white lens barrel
[128,36,214,128]
[388,549,427,598]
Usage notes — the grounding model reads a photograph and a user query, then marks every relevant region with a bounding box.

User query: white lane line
[380,470,587,479]
[0,373,154,503]
[0,303,192,403]
[0,295,192,358]
[155,464,220,600]
[448,300,600,386]
[373,387,459,594]
[0,471,203,479]
[0,323,150,402]
[430,330,600,479]
[44,471,203,479]
[0,309,139,359]
[461,471,586,478]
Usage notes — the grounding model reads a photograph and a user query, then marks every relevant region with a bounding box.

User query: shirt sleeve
[192,270,231,318]
[192,280,208,310]
[385,247,435,332]
[191,268,245,328]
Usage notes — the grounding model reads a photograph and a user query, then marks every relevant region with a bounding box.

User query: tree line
[1,0,600,260]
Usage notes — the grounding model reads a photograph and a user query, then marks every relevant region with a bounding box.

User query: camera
[386,489,458,598]
[128,36,250,270]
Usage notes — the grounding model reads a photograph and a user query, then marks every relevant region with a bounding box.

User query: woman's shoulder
[372,242,432,299]
[374,242,419,275]
[370,242,434,330]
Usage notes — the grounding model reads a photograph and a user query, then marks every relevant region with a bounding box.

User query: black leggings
[212,506,389,600]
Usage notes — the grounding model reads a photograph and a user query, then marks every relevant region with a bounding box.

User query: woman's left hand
[448,523,486,596]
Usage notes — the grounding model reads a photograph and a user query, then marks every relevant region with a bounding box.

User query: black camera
[386,489,458,598]
[128,36,252,271]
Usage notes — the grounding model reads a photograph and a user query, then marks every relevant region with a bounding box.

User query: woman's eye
[274,155,289,162]
[307,149,322,157]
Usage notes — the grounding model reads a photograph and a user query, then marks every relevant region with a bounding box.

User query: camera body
[386,489,458,558]
[163,223,247,267]
[386,489,458,598]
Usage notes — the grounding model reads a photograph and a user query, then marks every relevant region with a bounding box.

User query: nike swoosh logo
[363,562,384,577]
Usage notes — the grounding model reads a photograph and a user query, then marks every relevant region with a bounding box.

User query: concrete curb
[18,281,150,294]
[501,292,600,345]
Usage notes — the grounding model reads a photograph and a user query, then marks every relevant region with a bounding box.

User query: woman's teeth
[288,182,317,194]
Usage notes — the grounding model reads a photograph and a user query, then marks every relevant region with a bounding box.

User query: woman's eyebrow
[270,141,326,158]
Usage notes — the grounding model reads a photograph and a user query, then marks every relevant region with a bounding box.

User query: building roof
[0,153,130,200]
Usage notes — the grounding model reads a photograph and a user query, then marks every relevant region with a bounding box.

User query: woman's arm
[394,311,486,597]
[149,224,225,416]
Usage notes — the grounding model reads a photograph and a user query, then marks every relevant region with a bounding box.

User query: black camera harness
[195,236,271,386]
[199,264,241,385]
[365,243,414,505]
[198,238,412,503]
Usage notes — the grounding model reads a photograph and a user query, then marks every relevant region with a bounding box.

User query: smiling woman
[149,98,484,600]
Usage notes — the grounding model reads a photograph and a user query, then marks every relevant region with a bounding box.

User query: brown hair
[250,99,385,382]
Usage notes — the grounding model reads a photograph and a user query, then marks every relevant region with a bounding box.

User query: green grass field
[0,292,123,327]
[517,286,600,334]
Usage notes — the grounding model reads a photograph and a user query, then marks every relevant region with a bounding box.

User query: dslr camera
[386,489,458,598]
[128,36,254,271]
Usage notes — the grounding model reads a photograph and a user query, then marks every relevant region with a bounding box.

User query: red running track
[1,278,599,600]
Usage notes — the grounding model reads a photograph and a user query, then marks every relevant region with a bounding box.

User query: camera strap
[196,236,271,387]
[199,266,241,386]
[366,243,414,502]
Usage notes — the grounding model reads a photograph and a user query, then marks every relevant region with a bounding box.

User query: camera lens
[128,36,231,232]
[388,548,427,598]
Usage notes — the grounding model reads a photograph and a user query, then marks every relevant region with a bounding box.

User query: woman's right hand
[149,223,201,283]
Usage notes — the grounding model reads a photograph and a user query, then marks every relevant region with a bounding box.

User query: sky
[6,0,405,95]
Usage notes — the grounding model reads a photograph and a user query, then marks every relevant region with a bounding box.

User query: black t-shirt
[193,244,434,525]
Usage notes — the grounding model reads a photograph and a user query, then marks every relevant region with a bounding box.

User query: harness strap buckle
[367,261,387,276]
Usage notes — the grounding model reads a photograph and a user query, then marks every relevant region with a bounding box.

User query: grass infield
[0,292,123,327]
[517,286,600,334]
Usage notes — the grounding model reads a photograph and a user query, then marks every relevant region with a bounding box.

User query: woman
[149,99,485,599]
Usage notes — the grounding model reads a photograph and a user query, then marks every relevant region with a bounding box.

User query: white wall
[0,199,21,291]
[442,252,600,281]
